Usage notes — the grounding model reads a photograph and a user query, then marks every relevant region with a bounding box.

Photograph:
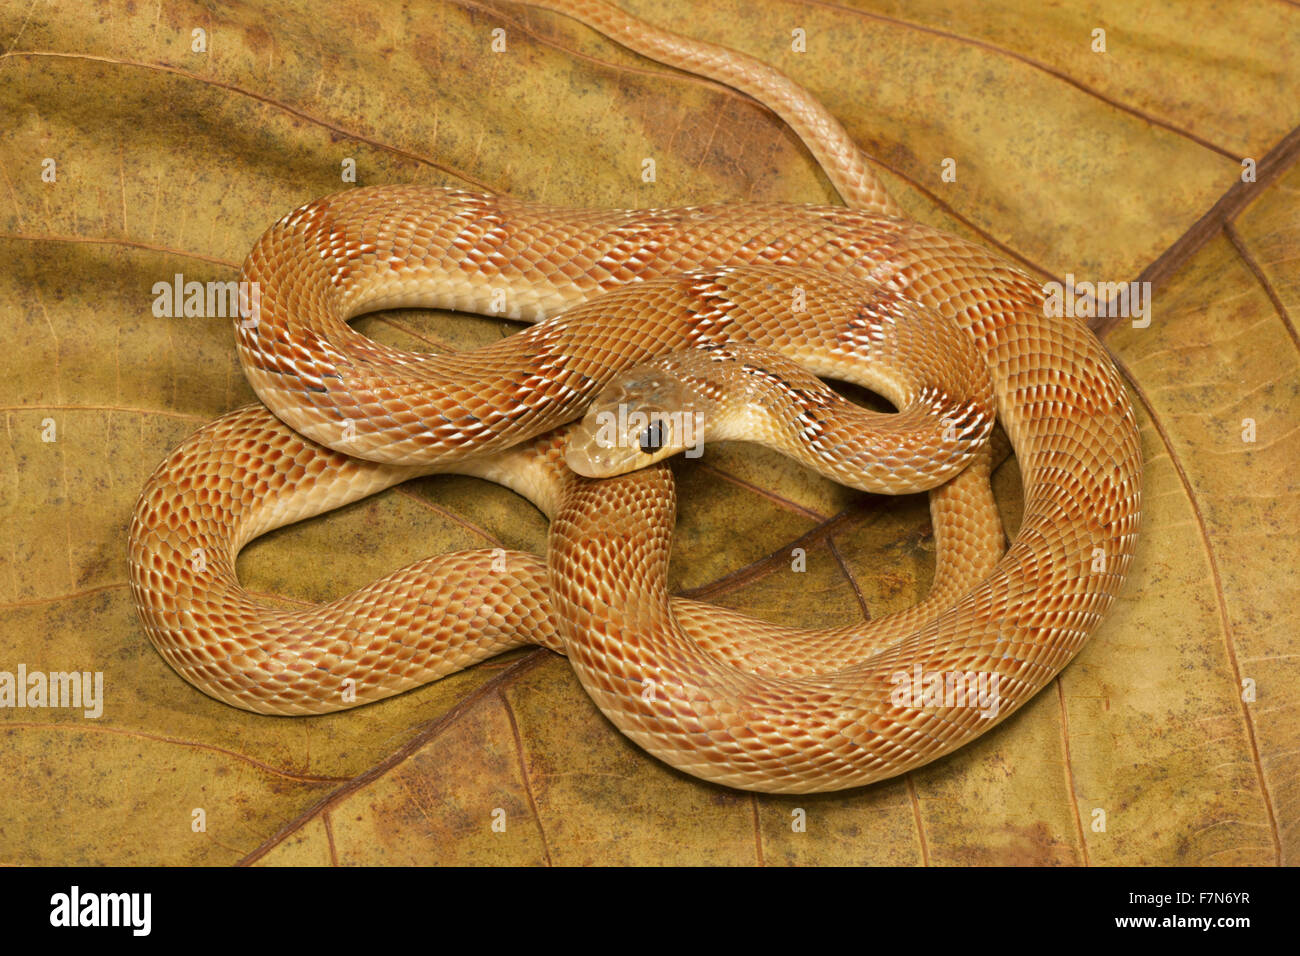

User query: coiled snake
[128,0,1142,793]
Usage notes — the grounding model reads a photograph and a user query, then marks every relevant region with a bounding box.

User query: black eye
[639,421,665,455]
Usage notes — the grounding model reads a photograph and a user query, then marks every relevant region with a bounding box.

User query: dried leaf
[1,0,1296,865]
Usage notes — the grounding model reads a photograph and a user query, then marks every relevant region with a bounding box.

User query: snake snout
[564,366,704,476]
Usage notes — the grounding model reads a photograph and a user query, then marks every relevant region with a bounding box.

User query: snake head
[565,359,707,477]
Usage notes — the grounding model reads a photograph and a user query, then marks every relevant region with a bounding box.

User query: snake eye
[638,420,665,455]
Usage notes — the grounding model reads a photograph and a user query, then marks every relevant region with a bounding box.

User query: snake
[127,0,1142,793]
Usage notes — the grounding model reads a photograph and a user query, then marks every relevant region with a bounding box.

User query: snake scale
[128,0,1142,793]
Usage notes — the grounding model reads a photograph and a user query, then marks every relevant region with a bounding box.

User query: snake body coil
[127,0,1142,793]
